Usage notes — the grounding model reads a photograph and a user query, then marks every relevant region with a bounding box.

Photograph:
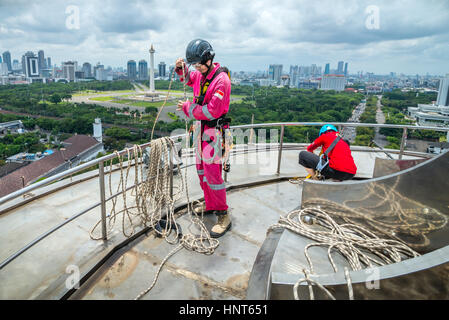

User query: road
[373,95,388,148]
[340,101,366,143]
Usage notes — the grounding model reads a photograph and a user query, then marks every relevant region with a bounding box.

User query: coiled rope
[269,204,420,300]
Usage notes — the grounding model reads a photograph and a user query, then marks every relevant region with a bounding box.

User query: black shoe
[210,212,232,238]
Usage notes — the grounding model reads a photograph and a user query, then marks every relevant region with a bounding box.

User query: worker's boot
[210,211,232,238]
[193,202,214,215]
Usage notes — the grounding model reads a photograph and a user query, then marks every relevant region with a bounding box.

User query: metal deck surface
[0,147,428,299]
[247,151,449,299]
[70,181,303,300]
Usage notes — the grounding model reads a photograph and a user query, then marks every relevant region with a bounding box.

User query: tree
[105,127,132,140]
[49,93,62,104]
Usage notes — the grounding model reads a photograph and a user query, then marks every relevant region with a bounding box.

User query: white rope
[269,205,420,300]
[88,63,221,300]
[293,269,336,300]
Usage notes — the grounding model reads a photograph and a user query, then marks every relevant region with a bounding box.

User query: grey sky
[1,0,448,75]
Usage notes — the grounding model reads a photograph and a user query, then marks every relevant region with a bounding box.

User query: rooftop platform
[0,143,434,300]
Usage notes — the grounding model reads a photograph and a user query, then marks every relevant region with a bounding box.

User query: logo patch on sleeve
[214,90,224,100]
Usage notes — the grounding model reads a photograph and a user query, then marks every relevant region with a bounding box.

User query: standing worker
[298,124,357,181]
[175,39,232,238]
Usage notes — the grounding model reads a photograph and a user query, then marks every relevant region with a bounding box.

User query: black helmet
[185,39,215,64]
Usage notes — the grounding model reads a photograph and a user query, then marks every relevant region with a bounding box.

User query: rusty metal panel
[373,157,428,178]
[301,150,449,253]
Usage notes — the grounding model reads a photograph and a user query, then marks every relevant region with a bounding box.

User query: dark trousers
[298,151,355,181]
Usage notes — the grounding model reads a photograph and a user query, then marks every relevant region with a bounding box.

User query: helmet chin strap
[201,59,214,77]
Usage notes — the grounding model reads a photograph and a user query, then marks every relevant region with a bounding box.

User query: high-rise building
[138,60,148,80]
[127,60,137,80]
[37,50,46,73]
[344,62,348,77]
[62,61,75,81]
[2,51,12,72]
[269,64,283,85]
[311,64,319,77]
[436,74,449,107]
[0,63,8,76]
[92,63,100,79]
[289,65,299,87]
[324,63,330,75]
[75,71,84,80]
[95,65,107,81]
[22,52,39,78]
[82,62,92,78]
[47,57,52,69]
[0,56,2,63]
[158,61,166,78]
[337,61,344,75]
[12,60,20,71]
[320,74,346,91]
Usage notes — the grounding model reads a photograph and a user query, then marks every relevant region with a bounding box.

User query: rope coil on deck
[269,204,420,300]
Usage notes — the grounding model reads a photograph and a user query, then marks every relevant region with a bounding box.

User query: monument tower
[149,44,155,93]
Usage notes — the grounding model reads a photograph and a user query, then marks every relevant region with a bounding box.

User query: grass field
[89,96,114,101]
[110,98,176,108]
[73,90,136,97]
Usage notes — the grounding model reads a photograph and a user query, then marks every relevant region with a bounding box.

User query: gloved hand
[177,99,189,111]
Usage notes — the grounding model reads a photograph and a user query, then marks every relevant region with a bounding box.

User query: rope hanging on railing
[89,63,220,300]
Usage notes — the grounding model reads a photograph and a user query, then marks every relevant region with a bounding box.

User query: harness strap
[196,67,230,105]
[324,135,341,157]
[316,135,342,173]
[201,115,231,128]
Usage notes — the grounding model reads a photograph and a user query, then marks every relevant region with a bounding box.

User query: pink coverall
[176,62,231,211]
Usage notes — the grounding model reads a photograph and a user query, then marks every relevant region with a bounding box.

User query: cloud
[94,0,165,33]
[0,0,448,75]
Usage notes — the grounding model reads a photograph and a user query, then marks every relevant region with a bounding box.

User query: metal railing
[1,122,448,270]
[2,121,448,208]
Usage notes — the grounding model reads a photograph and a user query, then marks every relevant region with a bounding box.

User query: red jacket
[307,131,357,174]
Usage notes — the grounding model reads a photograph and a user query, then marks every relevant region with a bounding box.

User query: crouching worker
[299,124,357,181]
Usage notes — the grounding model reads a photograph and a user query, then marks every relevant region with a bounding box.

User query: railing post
[276,125,285,175]
[399,127,407,160]
[99,161,107,240]
[169,146,174,199]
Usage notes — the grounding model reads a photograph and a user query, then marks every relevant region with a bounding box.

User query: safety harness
[195,66,231,105]
[196,66,233,172]
[315,135,342,173]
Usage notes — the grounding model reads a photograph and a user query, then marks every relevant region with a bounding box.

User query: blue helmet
[319,124,338,136]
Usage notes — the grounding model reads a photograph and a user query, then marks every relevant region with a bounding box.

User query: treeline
[0,131,49,161]
[1,81,365,152]
[0,80,133,110]
[379,89,444,144]
[152,80,193,92]
[227,87,363,143]
[0,80,164,139]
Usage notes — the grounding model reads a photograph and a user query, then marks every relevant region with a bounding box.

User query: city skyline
[1,0,449,75]
[2,48,446,78]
